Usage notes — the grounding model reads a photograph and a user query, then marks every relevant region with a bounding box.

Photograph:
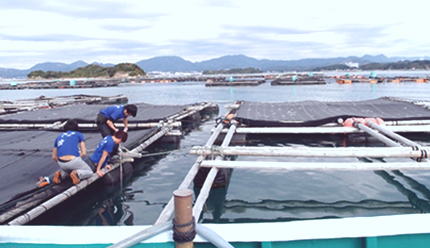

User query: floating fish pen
[336,77,386,84]
[271,75,326,85]
[4,98,430,247]
[0,79,120,90]
[214,97,430,144]
[137,76,229,83]
[0,98,218,225]
[86,96,430,247]
[205,79,265,87]
[385,76,429,83]
[0,94,128,115]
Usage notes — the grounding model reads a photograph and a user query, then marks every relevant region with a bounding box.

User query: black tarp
[234,97,430,127]
[0,128,156,207]
[0,101,201,220]
[0,102,189,124]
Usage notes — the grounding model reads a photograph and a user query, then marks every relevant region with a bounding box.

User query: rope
[417,149,428,162]
[118,144,125,193]
[211,145,224,159]
[172,216,196,243]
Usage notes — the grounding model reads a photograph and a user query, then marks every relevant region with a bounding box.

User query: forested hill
[313,60,430,71]
[27,63,146,79]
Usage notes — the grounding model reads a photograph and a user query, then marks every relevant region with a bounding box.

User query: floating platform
[0,97,219,225]
[271,76,326,85]
[232,97,430,128]
[336,77,385,84]
[0,79,120,90]
[205,79,265,87]
[3,97,430,248]
[107,96,430,247]
[385,76,429,83]
[0,94,128,115]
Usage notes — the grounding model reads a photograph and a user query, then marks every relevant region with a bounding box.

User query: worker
[51,119,93,185]
[90,130,128,177]
[96,104,137,137]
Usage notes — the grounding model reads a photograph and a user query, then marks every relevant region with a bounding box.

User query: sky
[1,0,429,69]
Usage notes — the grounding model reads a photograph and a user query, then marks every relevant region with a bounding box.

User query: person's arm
[52,147,58,162]
[79,141,86,157]
[96,150,110,177]
[123,118,128,132]
[106,120,117,132]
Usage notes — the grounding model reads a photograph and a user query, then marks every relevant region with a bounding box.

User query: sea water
[2,70,430,225]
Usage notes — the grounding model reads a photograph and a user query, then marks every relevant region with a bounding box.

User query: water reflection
[93,193,135,226]
[193,157,234,223]
[375,170,430,212]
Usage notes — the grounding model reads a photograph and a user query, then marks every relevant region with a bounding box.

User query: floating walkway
[205,78,266,87]
[334,75,429,84]
[3,97,430,247]
[385,76,429,83]
[0,79,120,90]
[271,75,326,85]
[0,96,218,225]
[0,94,128,115]
[97,97,430,247]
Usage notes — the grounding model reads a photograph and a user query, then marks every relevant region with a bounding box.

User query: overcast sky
[1,0,428,69]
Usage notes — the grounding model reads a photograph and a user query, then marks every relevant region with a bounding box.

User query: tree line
[27,63,146,79]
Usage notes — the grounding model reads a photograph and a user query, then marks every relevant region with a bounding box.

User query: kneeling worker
[52,119,94,185]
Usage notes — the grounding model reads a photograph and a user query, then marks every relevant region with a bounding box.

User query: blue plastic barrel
[70,80,76,86]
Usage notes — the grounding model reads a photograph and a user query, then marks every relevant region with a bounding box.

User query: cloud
[99,24,151,33]
[201,0,239,8]
[0,33,92,42]
[0,0,429,69]
[1,0,162,20]
[223,25,316,35]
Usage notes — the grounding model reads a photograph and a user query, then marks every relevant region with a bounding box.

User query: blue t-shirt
[54,131,85,157]
[90,136,115,168]
[99,105,126,121]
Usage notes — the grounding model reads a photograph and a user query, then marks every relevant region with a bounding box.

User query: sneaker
[36,177,50,188]
[70,170,80,185]
[53,171,62,184]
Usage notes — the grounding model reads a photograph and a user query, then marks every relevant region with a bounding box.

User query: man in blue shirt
[51,119,93,185]
[90,130,128,177]
[96,104,137,137]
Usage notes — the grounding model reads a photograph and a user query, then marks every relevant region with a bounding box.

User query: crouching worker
[52,119,94,185]
[96,104,137,138]
[90,130,128,177]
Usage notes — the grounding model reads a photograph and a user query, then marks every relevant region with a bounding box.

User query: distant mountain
[91,62,116,67]
[1,54,429,79]
[29,60,88,72]
[136,54,428,72]
[0,68,28,78]
[0,61,112,79]
[136,56,195,72]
